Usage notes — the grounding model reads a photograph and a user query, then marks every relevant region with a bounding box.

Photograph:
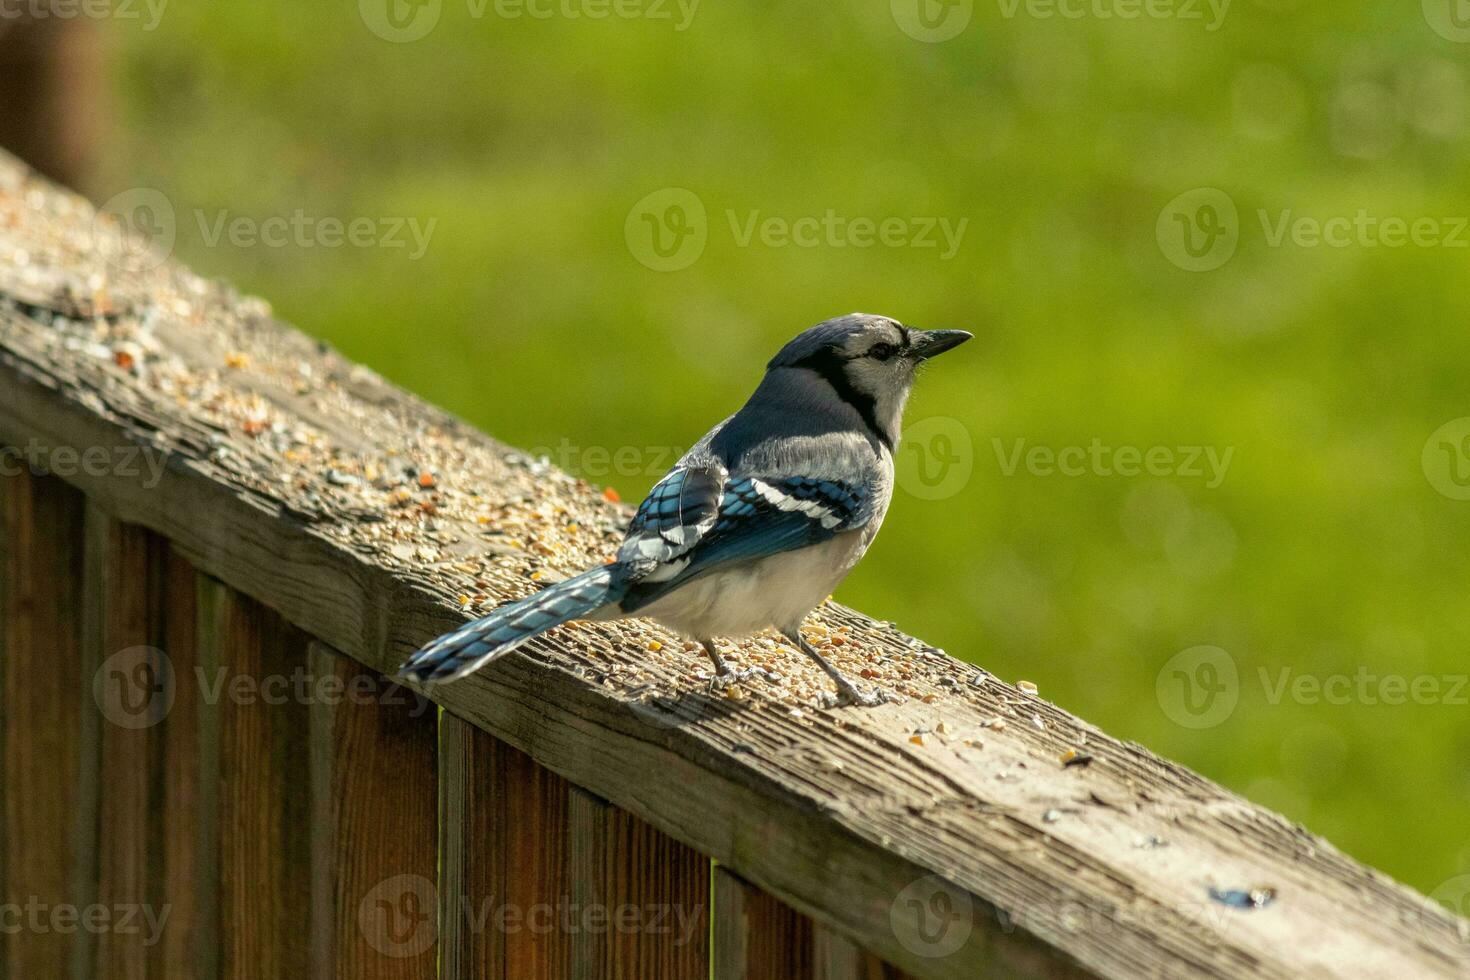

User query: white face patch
[838,321,915,442]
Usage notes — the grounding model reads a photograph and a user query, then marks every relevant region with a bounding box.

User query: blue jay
[399,313,971,706]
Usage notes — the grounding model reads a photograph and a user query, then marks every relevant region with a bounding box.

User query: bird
[398,313,972,706]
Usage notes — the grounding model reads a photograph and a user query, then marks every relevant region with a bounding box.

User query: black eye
[869,343,896,361]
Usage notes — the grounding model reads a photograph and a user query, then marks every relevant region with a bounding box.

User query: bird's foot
[705,665,764,695]
[822,681,887,709]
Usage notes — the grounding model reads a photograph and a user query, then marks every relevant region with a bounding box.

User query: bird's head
[767,313,971,449]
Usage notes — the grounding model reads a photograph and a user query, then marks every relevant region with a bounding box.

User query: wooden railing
[0,151,1466,979]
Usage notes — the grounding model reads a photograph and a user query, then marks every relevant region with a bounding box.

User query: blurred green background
[93,0,1470,893]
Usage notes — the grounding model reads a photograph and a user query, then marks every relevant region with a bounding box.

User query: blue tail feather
[399,565,621,683]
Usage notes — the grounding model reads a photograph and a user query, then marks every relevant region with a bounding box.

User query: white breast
[636,528,874,639]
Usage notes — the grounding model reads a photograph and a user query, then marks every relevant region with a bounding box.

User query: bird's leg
[782,628,884,708]
[702,639,734,693]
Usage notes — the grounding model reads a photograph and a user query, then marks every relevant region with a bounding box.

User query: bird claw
[823,683,887,709]
[706,665,764,695]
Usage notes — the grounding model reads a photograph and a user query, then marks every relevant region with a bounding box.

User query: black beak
[908,329,973,361]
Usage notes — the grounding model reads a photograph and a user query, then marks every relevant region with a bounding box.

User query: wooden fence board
[712,865,813,980]
[439,715,506,980]
[569,788,710,979]
[209,586,312,980]
[0,472,87,980]
[308,642,438,980]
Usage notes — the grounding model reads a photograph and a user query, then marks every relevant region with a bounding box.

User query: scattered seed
[1017,679,1038,695]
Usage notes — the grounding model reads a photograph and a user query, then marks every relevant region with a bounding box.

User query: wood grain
[570,787,711,979]
[308,642,438,980]
[208,585,312,980]
[0,472,87,980]
[713,865,813,980]
[0,151,1466,979]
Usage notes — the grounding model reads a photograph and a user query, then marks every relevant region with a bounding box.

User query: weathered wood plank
[308,642,438,980]
[440,718,574,979]
[92,517,155,980]
[570,788,710,978]
[209,586,312,980]
[439,715,505,980]
[0,154,1466,979]
[712,866,812,980]
[155,547,207,980]
[86,520,209,978]
[0,472,87,980]
[812,924,911,980]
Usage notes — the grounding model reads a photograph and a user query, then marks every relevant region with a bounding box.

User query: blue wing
[618,463,727,567]
[618,474,870,613]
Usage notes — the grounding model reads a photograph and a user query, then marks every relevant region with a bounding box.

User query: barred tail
[399,566,621,684]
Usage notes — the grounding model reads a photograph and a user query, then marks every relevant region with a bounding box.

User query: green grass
[108,0,1470,893]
